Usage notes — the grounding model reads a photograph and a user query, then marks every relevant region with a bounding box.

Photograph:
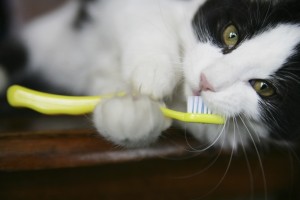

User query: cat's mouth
[188,88,238,118]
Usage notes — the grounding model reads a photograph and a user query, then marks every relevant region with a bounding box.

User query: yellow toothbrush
[7,85,225,124]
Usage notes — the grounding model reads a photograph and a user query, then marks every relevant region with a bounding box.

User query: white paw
[130,55,179,99]
[93,94,172,147]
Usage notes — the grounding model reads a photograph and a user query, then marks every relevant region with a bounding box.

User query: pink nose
[200,73,215,92]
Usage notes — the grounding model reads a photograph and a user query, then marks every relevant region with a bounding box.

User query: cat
[1,0,300,149]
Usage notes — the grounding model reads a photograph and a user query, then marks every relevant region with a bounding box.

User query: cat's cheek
[202,85,260,119]
[93,95,172,148]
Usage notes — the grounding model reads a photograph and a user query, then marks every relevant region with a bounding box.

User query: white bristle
[187,96,212,114]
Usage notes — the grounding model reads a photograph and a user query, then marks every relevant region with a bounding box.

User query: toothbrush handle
[7,85,225,124]
[7,85,101,115]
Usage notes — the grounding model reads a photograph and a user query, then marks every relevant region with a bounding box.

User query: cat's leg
[91,72,172,147]
[94,41,179,146]
[93,94,171,147]
[90,60,172,147]
[93,4,179,147]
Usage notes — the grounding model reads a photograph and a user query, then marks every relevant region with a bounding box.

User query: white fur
[21,0,300,148]
[22,0,204,147]
[94,95,171,147]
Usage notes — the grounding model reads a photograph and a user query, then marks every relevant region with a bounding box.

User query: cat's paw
[129,55,179,99]
[93,94,172,148]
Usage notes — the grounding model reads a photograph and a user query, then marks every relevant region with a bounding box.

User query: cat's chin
[181,116,270,150]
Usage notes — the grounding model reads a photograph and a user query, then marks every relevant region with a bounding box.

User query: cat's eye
[222,25,239,48]
[250,80,275,98]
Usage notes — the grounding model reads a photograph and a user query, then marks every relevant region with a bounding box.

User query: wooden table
[0,111,299,200]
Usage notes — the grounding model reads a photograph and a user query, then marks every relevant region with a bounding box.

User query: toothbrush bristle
[187,96,212,114]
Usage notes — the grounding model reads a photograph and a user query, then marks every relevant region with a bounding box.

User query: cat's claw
[93,94,171,147]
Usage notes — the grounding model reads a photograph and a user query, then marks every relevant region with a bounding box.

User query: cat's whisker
[255,1,262,26]
[234,116,255,198]
[173,143,225,179]
[238,114,257,145]
[195,126,236,199]
[274,69,300,84]
[281,72,300,84]
[232,117,236,148]
[240,114,261,144]
[185,119,233,199]
[159,133,202,161]
[182,116,228,153]
[260,101,288,134]
[182,123,202,153]
[284,61,300,66]
[194,122,228,153]
[261,1,273,28]
[238,114,269,200]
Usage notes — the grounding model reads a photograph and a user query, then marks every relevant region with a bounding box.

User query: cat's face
[183,0,300,141]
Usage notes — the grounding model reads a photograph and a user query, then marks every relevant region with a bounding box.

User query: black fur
[193,0,300,142]
[0,0,27,78]
[0,0,9,39]
[266,44,300,141]
[0,39,28,75]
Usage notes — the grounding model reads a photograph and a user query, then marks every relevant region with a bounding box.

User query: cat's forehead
[229,24,300,78]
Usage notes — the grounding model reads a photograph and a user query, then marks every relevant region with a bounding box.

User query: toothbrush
[6,85,225,124]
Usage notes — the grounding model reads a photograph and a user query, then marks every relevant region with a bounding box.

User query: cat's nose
[200,73,215,92]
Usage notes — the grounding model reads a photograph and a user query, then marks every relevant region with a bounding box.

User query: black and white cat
[1,0,300,149]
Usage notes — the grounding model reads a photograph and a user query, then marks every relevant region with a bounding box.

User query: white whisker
[238,115,269,200]
[192,121,227,153]
[235,116,255,199]
[240,114,261,144]
[194,126,236,199]
[173,146,224,179]
[183,123,201,152]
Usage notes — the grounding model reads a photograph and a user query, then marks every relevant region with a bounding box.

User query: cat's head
[183,0,300,142]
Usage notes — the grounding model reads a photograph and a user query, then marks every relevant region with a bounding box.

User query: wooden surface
[0,113,300,200]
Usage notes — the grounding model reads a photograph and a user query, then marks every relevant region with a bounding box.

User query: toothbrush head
[6,85,225,124]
